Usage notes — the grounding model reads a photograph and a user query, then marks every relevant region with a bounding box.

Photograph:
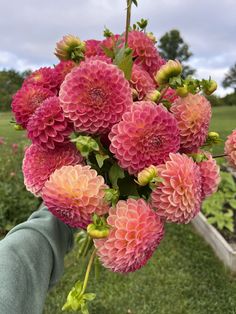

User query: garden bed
[192,167,236,272]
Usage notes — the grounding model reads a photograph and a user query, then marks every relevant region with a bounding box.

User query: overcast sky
[0,0,235,96]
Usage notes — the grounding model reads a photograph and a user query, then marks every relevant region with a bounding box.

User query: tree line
[0,29,235,111]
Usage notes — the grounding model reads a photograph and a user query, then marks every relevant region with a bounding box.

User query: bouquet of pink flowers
[11,0,236,312]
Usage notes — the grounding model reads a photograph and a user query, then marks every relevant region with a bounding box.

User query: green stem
[213,153,227,159]
[82,236,92,258]
[125,0,132,47]
[80,248,97,296]
[156,85,169,104]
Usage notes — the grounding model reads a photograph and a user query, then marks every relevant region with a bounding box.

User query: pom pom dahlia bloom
[27,96,73,150]
[23,67,60,94]
[23,143,83,196]
[42,165,109,228]
[94,198,164,273]
[198,152,220,199]
[59,59,132,134]
[11,85,54,128]
[151,153,202,223]
[225,129,236,169]
[109,101,180,174]
[130,64,156,100]
[84,39,104,57]
[127,30,165,77]
[171,94,211,153]
[54,60,77,87]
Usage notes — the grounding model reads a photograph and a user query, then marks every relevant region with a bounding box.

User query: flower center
[89,88,106,108]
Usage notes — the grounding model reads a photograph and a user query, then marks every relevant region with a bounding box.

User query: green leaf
[132,0,138,6]
[109,163,125,188]
[83,293,96,301]
[113,46,133,80]
[229,199,236,209]
[81,302,89,314]
[101,45,115,59]
[95,154,109,168]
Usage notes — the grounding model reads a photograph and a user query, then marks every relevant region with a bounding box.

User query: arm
[0,205,74,314]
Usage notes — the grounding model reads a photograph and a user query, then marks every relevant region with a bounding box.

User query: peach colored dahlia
[59,59,132,134]
[23,67,60,94]
[151,153,202,223]
[225,129,236,169]
[109,101,180,174]
[42,165,109,228]
[130,64,156,100]
[171,94,211,153]
[23,143,83,196]
[126,30,165,77]
[94,198,164,273]
[198,152,220,199]
[11,85,54,128]
[27,96,73,150]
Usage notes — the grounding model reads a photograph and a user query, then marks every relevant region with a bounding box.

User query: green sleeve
[0,205,74,314]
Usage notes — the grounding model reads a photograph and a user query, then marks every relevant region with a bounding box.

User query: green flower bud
[176,85,189,97]
[136,165,158,186]
[154,60,182,85]
[208,131,220,141]
[87,223,110,239]
[203,80,217,95]
[104,188,119,206]
[14,124,24,131]
[145,90,161,102]
[54,34,85,62]
[147,32,157,44]
[72,135,99,157]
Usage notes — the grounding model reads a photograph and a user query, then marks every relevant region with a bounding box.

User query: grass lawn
[0,111,27,144]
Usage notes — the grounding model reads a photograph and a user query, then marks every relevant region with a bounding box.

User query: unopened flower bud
[14,124,24,131]
[87,223,110,239]
[203,80,217,95]
[54,34,85,62]
[72,135,99,157]
[104,188,119,206]
[137,165,158,186]
[188,153,207,163]
[208,131,220,141]
[154,60,182,85]
[145,90,161,102]
[176,85,189,97]
[147,32,157,44]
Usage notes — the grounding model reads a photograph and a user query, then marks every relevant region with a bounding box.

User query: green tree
[158,29,195,78]
[0,69,31,111]
[222,63,236,93]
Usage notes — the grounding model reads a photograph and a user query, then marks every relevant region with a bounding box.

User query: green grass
[210,106,236,155]
[0,111,27,144]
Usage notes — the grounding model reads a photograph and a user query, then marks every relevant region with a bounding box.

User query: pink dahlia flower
[59,59,132,134]
[171,94,211,153]
[11,85,54,128]
[42,165,109,228]
[198,152,220,199]
[94,198,164,273]
[109,101,180,174]
[163,87,179,103]
[126,30,165,77]
[85,55,112,64]
[23,67,60,94]
[130,64,156,100]
[27,96,73,150]
[225,129,236,169]
[54,60,77,88]
[23,143,83,196]
[84,39,104,57]
[151,153,202,223]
